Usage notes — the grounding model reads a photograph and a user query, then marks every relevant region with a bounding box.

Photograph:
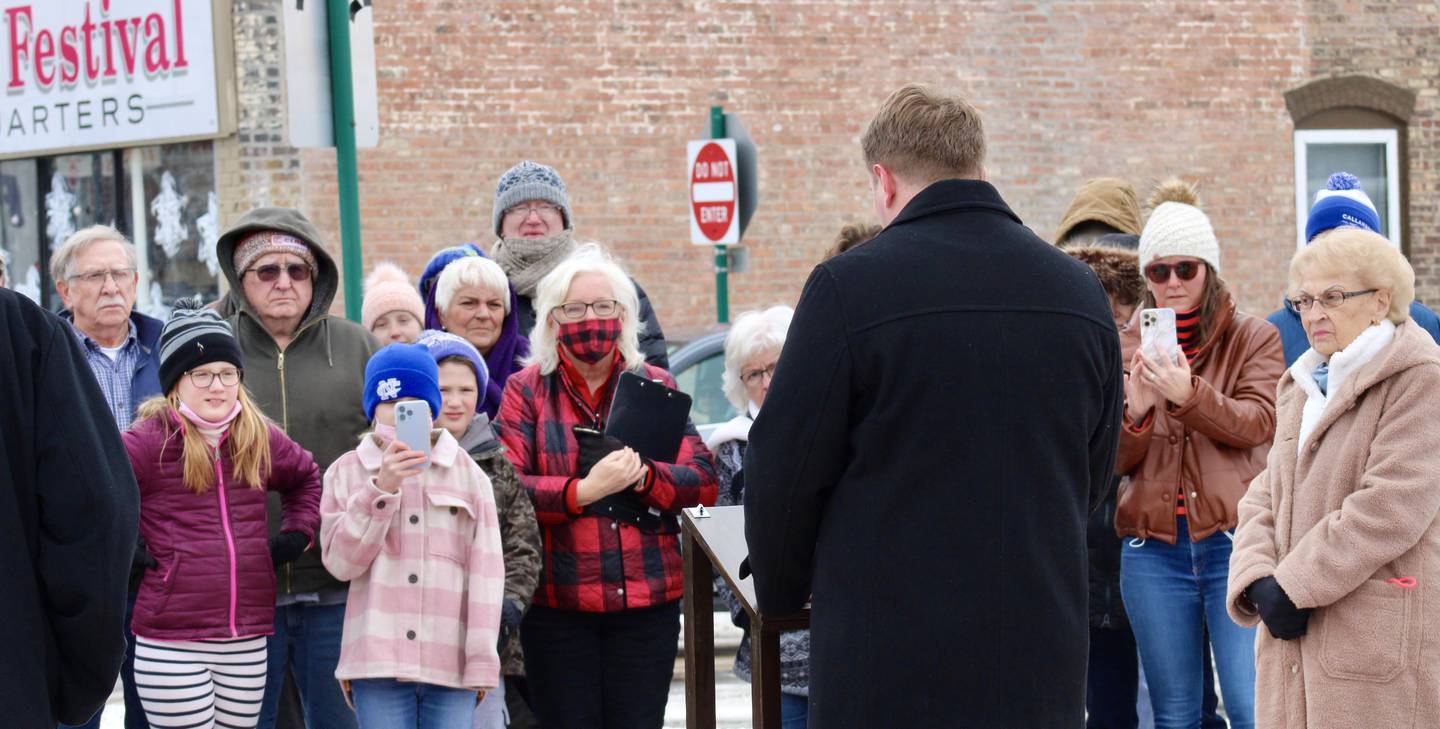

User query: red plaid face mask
[557,317,622,364]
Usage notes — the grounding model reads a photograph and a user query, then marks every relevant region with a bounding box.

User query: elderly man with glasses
[489,160,671,368]
[48,225,160,729]
[216,207,378,729]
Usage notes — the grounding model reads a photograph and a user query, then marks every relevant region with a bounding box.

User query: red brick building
[4,1,1435,334]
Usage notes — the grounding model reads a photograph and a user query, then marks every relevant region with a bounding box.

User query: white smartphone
[394,400,433,467]
[1139,307,1180,365]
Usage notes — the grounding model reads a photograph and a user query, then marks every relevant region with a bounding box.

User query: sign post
[688,108,739,323]
[327,0,363,322]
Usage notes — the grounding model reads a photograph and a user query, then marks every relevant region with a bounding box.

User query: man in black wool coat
[0,288,139,729]
[744,84,1123,728]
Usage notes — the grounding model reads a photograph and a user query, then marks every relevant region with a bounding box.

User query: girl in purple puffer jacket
[122,300,321,729]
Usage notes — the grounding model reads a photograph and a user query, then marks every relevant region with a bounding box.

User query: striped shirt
[72,320,141,430]
[1175,307,1200,516]
[321,429,506,690]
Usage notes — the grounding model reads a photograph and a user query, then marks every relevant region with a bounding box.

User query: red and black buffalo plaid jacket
[496,358,717,612]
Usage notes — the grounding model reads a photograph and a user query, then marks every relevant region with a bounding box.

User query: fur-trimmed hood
[1066,244,1145,306]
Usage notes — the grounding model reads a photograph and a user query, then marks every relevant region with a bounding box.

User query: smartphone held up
[394,400,434,467]
[1139,307,1181,365]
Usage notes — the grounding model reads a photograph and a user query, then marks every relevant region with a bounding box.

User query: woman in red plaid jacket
[495,244,718,729]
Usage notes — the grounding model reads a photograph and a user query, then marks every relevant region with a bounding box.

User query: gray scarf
[491,230,576,297]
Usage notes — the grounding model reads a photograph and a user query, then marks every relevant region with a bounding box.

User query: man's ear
[54,279,70,309]
[872,163,898,206]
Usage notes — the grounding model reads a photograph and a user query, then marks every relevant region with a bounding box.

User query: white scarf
[1290,320,1395,450]
[704,401,760,452]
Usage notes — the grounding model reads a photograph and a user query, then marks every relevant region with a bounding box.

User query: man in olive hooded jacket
[216,207,377,729]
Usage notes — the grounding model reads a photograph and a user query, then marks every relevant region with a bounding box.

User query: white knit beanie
[1137,179,1220,275]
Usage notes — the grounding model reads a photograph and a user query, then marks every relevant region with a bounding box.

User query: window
[0,142,220,315]
[1293,129,1400,250]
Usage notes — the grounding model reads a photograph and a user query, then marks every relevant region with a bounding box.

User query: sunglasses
[1144,261,1202,285]
[249,263,313,283]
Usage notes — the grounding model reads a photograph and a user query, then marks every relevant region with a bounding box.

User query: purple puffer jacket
[124,412,322,641]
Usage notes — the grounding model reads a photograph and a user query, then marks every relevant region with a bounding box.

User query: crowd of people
[4,82,1440,729]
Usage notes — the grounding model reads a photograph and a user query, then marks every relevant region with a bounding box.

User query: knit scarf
[491,230,576,298]
[178,400,242,449]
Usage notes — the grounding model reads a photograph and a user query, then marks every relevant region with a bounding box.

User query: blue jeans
[352,679,477,729]
[1121,517,1255,729]
[256,603,357,729]
[779,693,808,729]
[60,591,148,729]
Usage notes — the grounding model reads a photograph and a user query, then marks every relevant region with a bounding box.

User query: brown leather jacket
[1114,292,1284,543]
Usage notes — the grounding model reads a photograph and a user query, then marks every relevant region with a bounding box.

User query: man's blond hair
[861,84,986,186]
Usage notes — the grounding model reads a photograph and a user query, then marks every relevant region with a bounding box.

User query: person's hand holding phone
[1138,347,1195,407]
[377,438,427,493]
[575,447,646,507]
[1125,349,1160,423]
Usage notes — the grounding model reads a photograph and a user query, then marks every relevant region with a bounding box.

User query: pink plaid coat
[321,429,505,690]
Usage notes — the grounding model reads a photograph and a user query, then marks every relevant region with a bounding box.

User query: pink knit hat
[362,263,425,331]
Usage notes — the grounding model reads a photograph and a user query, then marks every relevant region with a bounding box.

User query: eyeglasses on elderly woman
[552,299,620,321]
[1284,287,1378,315]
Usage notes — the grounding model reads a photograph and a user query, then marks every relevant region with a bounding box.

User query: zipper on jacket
[214,450,241,638]
[276,349,289,432]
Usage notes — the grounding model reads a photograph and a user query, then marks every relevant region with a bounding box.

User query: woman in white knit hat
[1113,179,1286,729]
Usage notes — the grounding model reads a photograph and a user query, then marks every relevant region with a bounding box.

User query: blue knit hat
[363,343,442,421]
[416,329,489,395]
[1306,172,1382,243]
[492,160,572,236]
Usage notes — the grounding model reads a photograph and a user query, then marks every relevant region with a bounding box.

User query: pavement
[93,612,759,729]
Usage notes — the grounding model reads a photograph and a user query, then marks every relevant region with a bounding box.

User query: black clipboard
[604,371,692,463]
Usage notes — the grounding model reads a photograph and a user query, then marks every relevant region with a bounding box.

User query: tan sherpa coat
[1227,319,1440,729]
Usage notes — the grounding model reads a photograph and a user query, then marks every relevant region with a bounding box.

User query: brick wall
[1306,0,1440,306]
[230,2,1387,331]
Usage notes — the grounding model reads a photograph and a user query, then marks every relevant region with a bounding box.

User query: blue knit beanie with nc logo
[363,343,441,421]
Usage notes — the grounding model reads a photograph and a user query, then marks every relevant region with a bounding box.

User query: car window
[672,350,736,428]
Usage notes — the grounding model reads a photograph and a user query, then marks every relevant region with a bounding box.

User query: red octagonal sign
[690,141,737,243]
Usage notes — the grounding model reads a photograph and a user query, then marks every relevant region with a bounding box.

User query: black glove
[1247,576,1312,640]
[133,537,159,571]
[269,531,310,567]
[497,600,524,651]
[573,427,625,478]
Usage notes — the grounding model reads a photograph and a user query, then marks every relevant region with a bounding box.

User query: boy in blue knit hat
[1266,172,1440,364]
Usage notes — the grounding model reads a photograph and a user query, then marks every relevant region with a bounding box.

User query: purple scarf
[419,244,530,418]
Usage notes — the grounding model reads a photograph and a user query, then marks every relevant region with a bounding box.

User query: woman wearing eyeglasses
[1115,180,1284,729]
[1226,228,1440,729]
[123,300,321,729]
[494,244,716,729]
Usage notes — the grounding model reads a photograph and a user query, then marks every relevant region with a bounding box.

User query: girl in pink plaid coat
[320,343,506,729]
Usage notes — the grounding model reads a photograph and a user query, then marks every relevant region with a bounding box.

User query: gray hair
[525,243,643,376]
[722,306,794,411]
[436,256,512,315]
[50,225,135,282]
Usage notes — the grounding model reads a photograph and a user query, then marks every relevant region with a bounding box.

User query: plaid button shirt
[72,320,141,430]
[496,360,717,613]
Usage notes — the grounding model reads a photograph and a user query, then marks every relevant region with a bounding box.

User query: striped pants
[134,635,268,729]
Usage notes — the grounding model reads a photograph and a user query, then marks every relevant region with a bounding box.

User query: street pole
[328,0,364,322]
[710,105,729,324]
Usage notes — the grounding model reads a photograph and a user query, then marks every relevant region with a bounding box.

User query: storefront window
[0,142,219,315]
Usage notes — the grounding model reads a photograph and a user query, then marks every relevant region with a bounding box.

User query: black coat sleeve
[36,320,140,724]
[743,267,850,615]
[1089,329,1124,514]
[632,279,671,370]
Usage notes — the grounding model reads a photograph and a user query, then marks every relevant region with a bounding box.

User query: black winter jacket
[1088,476,1129,630]
[0,289,140,728]
[744,180,1123,728]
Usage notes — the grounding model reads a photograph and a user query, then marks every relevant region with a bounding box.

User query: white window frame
[1293,128,1401,250]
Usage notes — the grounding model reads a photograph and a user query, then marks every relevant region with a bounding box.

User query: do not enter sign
[687,138,739,245]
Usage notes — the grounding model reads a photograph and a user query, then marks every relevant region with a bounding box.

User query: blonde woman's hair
[135,387,273,493]
[525,243,644,376]
[861,83,986,186]
[1290,227,1414,325]
[722,306,793,411]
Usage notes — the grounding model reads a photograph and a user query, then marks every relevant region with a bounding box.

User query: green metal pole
[710,106,728,324]
[328,0,364,322]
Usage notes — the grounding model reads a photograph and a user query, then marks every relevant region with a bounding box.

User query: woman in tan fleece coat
[1228,227,1440,729]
